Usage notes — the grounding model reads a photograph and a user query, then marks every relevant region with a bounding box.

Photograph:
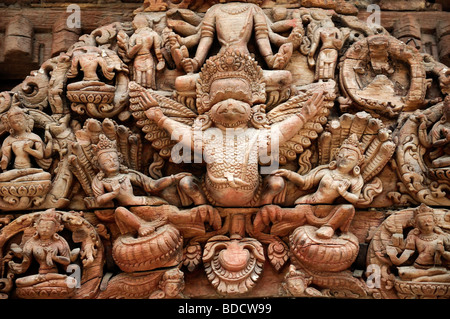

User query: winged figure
[129,49,335,207]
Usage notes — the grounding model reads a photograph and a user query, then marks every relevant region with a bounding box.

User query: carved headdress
[92,134,118,156]
[196,50,266,114]
[414,203,435,219]
[336,133,365,166]
[33,209,64,235]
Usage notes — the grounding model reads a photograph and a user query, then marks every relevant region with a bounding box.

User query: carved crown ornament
[0,0,449,301]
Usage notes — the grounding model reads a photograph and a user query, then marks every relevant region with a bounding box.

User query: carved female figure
[386,204,450,282]
[0,106,51,182]
[8,209,78,293]
[308,19,343,81]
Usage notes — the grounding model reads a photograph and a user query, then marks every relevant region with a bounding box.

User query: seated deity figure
[92,134,194,237]
[0,105,52,183]
[269,134,364,239]
[419,95,450,168]
[386,204,450,282]
[8,209,79,293]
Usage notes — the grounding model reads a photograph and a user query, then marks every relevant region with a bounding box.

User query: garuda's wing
[266,81,336,173]
[129,81,197,159]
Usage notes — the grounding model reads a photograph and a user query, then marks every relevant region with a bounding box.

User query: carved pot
[112,224,183,272]
[0,180,51,198]
[290,225,359,272]
[394,280,450,299]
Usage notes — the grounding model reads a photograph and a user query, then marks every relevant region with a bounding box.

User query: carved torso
[203,127,263,206]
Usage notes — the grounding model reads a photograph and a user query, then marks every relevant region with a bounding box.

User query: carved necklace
[220,4,250,15]
[418,233,439,241]
[103,174,127,184]
[37,238,54,247]
[329,170,351,184]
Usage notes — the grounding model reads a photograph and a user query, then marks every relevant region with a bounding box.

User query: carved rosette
[203,235,265,295]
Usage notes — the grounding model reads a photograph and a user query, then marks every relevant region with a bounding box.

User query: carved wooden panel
[0,0,449,300]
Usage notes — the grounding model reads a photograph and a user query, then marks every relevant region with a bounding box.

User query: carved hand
[172,172,192,182]
[386,245,399,259]
[111,180,121,194]
[336,180,350,196]
[181,57,199,74]
[134,37,144,50]
[167,32,181,49]
[271,169,292,179]
[8,260,24,274]
[0,157,8,170]
[22,140,35,154]
[299,90,324,120]
[391,233,404,248]
[156,60,166,71]
[145,107,165,124]
[268,43,293,70]
[287,27,303,49]
[117,30,128,50]
[444,128,450,141]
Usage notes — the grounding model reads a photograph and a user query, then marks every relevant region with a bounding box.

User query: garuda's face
[209,98,252,128]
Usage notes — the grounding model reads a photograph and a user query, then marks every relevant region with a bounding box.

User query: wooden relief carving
[0,0,449,300]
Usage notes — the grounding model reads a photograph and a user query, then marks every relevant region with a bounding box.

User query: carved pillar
[4,15,33,61]
[393,14,422,51]
[437,20,450,66]
[51,16,81,57]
